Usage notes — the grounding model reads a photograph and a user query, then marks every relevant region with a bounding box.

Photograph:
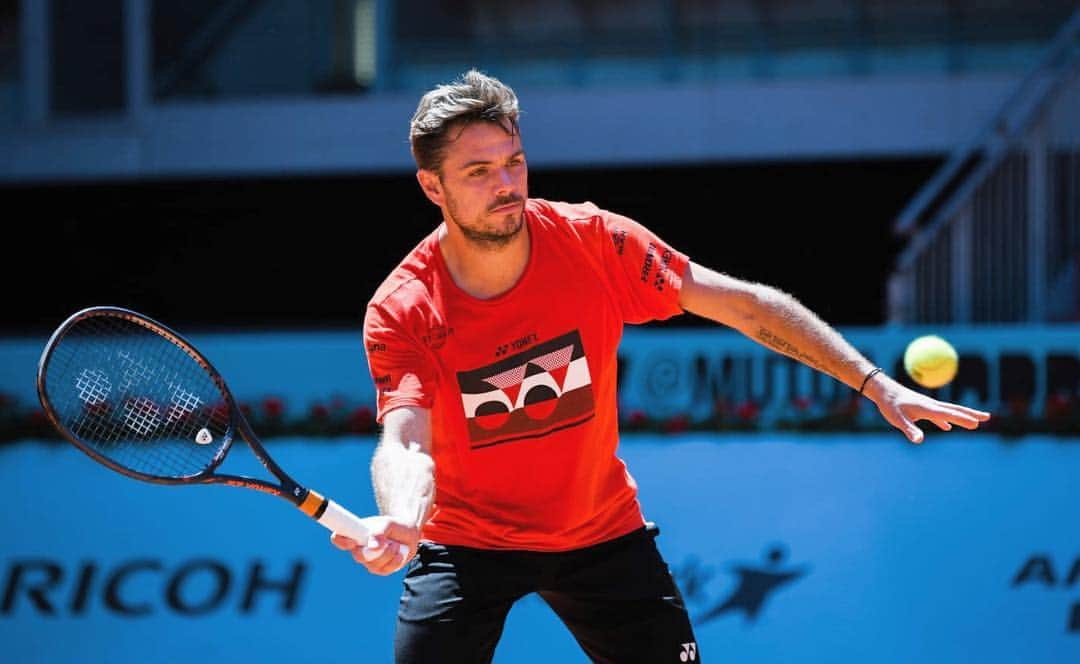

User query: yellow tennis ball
[903,335,958,389]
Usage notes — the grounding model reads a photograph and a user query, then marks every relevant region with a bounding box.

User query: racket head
[36,306,239,484]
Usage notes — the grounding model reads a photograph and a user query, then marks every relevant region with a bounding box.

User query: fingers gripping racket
[36,306,379,549]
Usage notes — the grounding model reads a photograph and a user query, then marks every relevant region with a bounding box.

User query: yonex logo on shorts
[679,642,697,661]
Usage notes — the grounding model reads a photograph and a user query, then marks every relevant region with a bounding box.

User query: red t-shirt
[363,198,689,551]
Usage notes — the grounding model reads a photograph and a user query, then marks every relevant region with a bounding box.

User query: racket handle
[305,494,411,560]
[316,498,372,543]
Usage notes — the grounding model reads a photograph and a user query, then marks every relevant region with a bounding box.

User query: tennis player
[332,70,991,663]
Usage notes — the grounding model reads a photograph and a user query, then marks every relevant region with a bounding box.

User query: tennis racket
[36,306,391,552]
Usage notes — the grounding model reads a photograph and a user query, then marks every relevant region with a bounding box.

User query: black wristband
[859,367,884,395]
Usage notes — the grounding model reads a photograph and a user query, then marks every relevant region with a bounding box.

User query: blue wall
[2,434,1078,662]
[2,325,1078,661]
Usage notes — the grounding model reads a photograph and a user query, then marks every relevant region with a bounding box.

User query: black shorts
[394,523,701,664]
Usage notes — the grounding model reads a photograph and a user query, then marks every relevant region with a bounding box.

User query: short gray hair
[409,69,520,172]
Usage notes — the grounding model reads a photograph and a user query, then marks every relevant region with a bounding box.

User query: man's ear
[416,169,444,207]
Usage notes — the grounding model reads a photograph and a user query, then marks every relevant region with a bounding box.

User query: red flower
[84,400,112,417]
[209,402,230,424]
[1045,393,1072,419]
[664,414,689,433]
[1006,397,1030,416]
[262,397,285,420]
[349,406,375,433]
[838,395,861,416]
[27,409,50,431]
[310,403,330,420]
[735,401,759,422]
[626,410,648,427]
[792,396,813,411]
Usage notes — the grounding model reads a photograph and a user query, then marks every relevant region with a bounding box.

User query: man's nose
[495,167,515,192]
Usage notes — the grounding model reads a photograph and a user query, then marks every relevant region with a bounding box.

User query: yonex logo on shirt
[495,332,538,357]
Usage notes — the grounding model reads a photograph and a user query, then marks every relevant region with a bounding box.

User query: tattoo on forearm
[757,327,824,370]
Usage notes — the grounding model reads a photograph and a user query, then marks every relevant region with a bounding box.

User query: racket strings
[44,315,232,479]
[54,328,224,476]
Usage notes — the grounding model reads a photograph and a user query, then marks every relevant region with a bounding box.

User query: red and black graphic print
[457,330,594,449]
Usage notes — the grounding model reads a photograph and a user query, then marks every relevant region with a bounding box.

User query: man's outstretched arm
[677,261,990,443]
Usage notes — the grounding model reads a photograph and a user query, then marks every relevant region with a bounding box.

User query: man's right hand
[330,515,420,576]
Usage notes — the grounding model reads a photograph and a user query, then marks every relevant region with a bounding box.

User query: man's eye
[470,169,487,177]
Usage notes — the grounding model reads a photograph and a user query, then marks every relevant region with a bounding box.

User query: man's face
[422,120,528,248]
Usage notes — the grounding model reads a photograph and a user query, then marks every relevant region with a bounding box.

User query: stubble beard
[446,195,526,250]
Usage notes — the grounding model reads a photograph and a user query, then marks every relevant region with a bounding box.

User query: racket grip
[316,498,372,544]
[312,497,411,560]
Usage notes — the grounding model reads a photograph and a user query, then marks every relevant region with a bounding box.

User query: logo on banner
[457,330,594,449]
[1012,553,1080,634]
[674,544,808,626]
[1,558,306,617]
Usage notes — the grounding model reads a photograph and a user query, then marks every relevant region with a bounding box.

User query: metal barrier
[889,8,1080,324]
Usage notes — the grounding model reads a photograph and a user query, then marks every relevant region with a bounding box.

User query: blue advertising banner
[3,434,1078,663]
[2,324,1077,428]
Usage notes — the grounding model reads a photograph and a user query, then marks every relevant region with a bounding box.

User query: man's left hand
[863,373,991,444]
